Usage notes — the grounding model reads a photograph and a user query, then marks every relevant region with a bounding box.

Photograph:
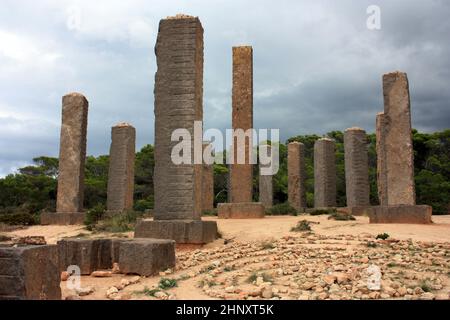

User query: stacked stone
[314,138,336,208]
[202,142,214,212]
[107,123,136,214]
[372,71,432,224]
[0,245,61,300]
[344,128,370,209]
[288,142,306,212]
[134,15,217,243]
[41,93,88,225]
[259,145,273,209]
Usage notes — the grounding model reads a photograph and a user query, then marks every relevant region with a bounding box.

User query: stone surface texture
[288,142,306,211]
[259,145,273,208]
[217,203,265,219]
[368,205,432,224]
[202,142,214,212]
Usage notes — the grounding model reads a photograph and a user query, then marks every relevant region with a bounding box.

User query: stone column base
[134,219,218,244]
[217,203,265,219]
[40,212,85,225]
[368,205,432,224]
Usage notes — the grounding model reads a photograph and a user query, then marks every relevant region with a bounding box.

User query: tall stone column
[344,128,370,208]
[135,15,217,243]
[314,138,336,208]
[202,142,214,212]
[288,142,306,212]
[371,71,432,224]
[230,46,253,203]
[377,71,415,206]
[259,145,273,209]
[41,93,88,225]
[107,123,136,214]
[217,46,264,219]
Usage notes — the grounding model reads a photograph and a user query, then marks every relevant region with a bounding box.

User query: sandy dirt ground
[2,215,450,300]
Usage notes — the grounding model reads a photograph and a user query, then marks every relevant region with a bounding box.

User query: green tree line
[0,129,448,225]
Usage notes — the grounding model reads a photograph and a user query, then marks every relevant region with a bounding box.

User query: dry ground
[3,215,450,300]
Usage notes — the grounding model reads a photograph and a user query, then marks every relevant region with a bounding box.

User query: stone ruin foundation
[134,15,217,243]
[369,71,432,224]
[217,46,264,219]
[107,123,136,214]
[41,93,88,225]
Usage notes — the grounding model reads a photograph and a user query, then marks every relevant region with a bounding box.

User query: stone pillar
[41,93,88,225]
[202,142,214,212]
[288,142,306,212]
[314,138,336,208]
[259,146,273,209]
[370,71,432,224]
[344,128,370,208]
[217,46,264,219]
[107,123,136,214]
[230,46,254,203]
[134,15,217,243]
[377,71,415,206]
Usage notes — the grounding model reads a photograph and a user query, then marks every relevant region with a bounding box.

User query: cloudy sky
[0,0,449,176]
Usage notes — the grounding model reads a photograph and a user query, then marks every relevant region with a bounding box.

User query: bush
[159,278,177,289]
[133,196,154,212]
[0,212,38,226]
[290,220,312,232]
[84,203,106,227]
[202,209,218,216]
[267,202,298,216]
[328,212,356,221]
[376,233,390,240]
[92,210,143,233]
[310,208,336,216]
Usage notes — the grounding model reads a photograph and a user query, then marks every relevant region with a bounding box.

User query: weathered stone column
[134,15,217,243]
[344,128,370,209]
[259,146,273,209]
[217,46,264,219]
[314,138,336,208]
[202,142,214,213]
[230,46,254,203]
[377,71,415,206]
[288,142,306,212]
[107,123,136,214]
[371,71,432,224]
[41,93,88,225]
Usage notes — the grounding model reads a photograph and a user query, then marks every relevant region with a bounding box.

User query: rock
[261,286,273,299]
[305,271,314,278]
[91,271,112,278]
[112,262,121,274]
[256,276,264,286]
[380,293,390,299]
[76,286,95,296]
[14,236,47,246]
[435,293,449,300]
[369,292,380,299]
[106,286,119,297]
[154,291,168,299]
[121,279,131,287]
[334,273,349,284]
[61,271,70,281]
[65,295,82,300]
[419,292,435,300]
[301,282,315,290]
[130,276,141,284]
[323,274,336,285]
[413,287,424,295]
[397,287,407,296]
[225,286,235,293]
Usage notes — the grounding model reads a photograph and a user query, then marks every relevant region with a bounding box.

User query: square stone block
[118,239,175,276]
[134,220,218,244]
[217,203,265,219]
[0,245,61,300]
[57,239,112,275]
[41,212,85,225]
[368,205,432,224]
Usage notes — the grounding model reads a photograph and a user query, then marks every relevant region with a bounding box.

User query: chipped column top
[289,141,304,145]
[345,127,365,132]
[114,122,134,128]
[166,13,197,20]
[318,137,334,142]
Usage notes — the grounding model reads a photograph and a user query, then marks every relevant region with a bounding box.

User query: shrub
[376,233,390,240]
[0,212,38,226]
[159,278,177,290]
[84,203,106,227]
[133,196,154,212]
[267,202,298,216]
[290,220,312,232]
[310,208,336,216]
[93,210,143,233]
[202,209,218,216]
[328,212,356,221]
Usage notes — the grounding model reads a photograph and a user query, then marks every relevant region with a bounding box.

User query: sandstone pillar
[314,138,336,208]
[134,15,217,243]
[288,142,306,212]
[41,93,88,225]
[344,128,370,208]
[371,71,432,224]
[259,145,273,209]
[217,46,264,219]
[107,123,136,214]
[202,142,214,212]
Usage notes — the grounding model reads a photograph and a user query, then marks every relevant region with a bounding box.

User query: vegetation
[159,278,178,290]
[291,220,312,232]
[266,202,298,216]
[0,129,448,226]
[309,208,337,216]
[376,233,390,240]
[247,272,273,284]
[328,211,356,221]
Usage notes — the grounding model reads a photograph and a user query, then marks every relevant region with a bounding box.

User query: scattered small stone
[91,271,112,278]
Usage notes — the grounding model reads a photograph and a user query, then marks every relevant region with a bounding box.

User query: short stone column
[371,71,432,224]
[288,142,306,212]
[202,142,214,213]
[107,123,136,214]
[314,138,336,208]
[134,15,217,243]
[41,93,88,225]
[259,146,273,209]
[344,128,370,212]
